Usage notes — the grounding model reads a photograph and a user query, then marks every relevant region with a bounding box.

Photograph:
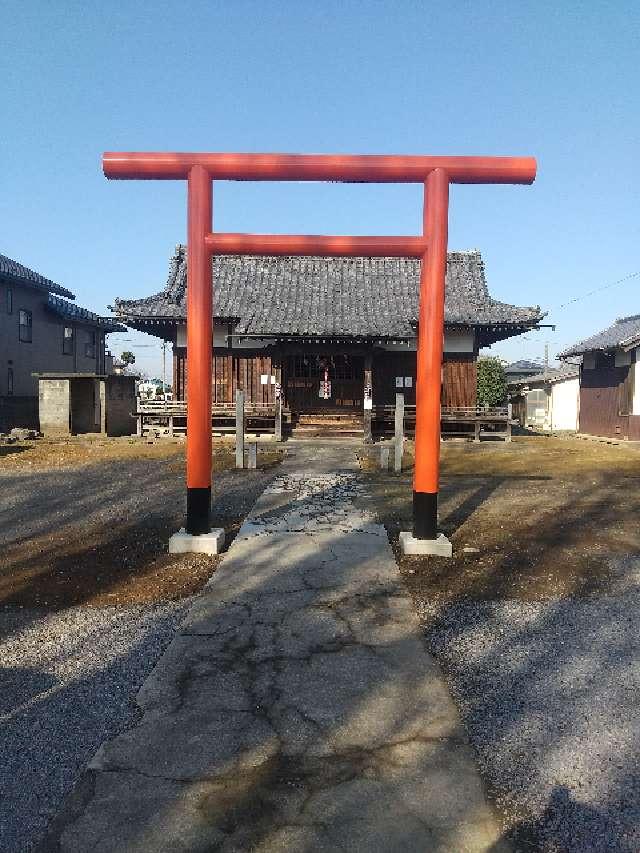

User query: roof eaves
[47,294,126,332]
[0,253,75,299]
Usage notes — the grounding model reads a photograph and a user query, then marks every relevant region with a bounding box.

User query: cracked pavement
[40,443,509,852]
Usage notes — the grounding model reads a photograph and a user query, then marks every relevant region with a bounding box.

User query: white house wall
[550,376,580,431]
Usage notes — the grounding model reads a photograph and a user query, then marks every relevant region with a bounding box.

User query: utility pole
[544,341,549,379]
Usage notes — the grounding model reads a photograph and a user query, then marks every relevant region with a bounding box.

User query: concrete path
[42,444,508,852]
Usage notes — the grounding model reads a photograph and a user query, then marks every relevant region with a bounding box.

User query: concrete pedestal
[399,531,452,557]
[168,528,225,555]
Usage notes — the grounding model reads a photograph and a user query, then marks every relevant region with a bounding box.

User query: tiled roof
[46,294,125,332]
[0,252,74,299]
[114,246,544,338]
[505,359,545,376]
[560,314,640,357]
[513,363,580,386]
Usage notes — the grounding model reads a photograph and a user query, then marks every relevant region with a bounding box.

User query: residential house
[560,314,640,439]
[509,363,580,431]
[0,253,124,431]
[504,359,545,385]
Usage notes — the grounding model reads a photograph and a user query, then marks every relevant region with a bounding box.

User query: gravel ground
[0,450,280,851]
[359,438,640,851]
[0,603,190,853]
[419,555,640,853]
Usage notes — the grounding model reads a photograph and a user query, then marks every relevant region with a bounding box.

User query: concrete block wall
[39,379,70,436]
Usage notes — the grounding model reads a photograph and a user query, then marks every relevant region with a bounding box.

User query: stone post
[235,389,245,469]
[380,444,390,470]
[275,396,282,442]
[247,442,257,469]
[394,392,404,472]
[363,351,373,445]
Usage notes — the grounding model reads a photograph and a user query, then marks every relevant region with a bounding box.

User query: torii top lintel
[102,152,536,184]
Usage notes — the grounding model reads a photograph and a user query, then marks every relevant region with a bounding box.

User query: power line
[553,269,640,311]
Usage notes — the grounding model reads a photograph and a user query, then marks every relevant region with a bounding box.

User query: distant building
[510,364,580,431]
[560,314,640,440]
[138,379,172,400]
[504,359,545,385]
[0,253,124,431]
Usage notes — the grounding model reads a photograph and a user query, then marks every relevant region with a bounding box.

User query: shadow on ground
[0,455,279,608]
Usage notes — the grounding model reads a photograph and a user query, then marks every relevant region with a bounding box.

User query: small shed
[509,364,580,431]
[37,373,137,437]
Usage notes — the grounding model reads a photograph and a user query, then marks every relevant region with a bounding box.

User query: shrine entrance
[103,150,536,547]
[284,352,364,412]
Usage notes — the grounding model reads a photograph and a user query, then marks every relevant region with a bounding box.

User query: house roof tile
[0,253,74,299]
[560,314,640,357]
[46,294,125,332]
[513,363,580,386]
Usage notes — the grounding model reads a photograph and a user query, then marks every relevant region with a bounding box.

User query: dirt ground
[356,435,640,603]
[4,433,639,610]
[0,437,282,609]
[0,434,231,470]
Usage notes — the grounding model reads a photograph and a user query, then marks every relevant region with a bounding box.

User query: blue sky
[2,0,639,378]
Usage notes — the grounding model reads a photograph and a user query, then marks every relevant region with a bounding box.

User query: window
[63,325,74,355]
[85,330,96,358]
[7,367,14,396]
[6,288,12,314]
[19,309,32,342]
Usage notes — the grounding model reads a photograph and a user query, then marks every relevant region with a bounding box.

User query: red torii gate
[103,152,536,554]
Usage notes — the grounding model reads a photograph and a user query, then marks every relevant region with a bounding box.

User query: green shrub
[477,356,507,407]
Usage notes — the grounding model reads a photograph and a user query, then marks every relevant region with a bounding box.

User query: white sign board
[395,376,404,388]
[404,376,413,388]
[260,374,269,385]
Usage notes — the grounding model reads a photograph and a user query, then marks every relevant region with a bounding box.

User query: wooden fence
[136,398,288,438]
[373,403,514,442]
[136,398,513,442]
